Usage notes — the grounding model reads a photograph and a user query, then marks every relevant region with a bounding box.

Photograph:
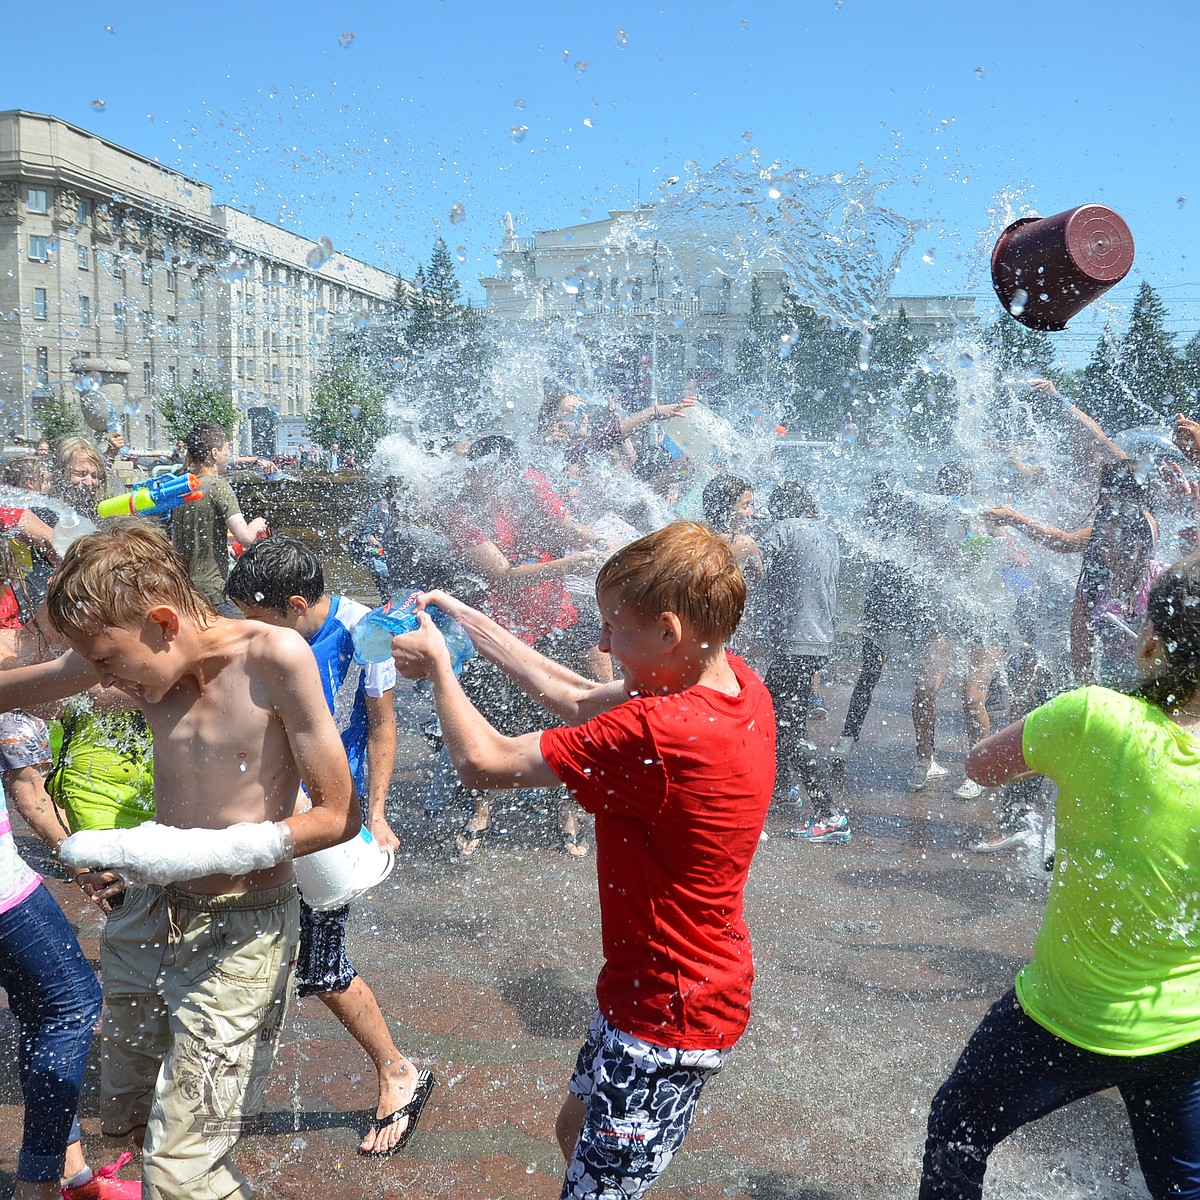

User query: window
[167,365,177,388]
[33,288,47,320]
[141,263,152,285]
[28,235,48,261]
[113,302,124,332]
[191,320,201,349]
[192,367,200,383]
[77,245,89,271]
[79,295,91,327]
[76,198,90,224]
[35,347,49,385]
[143,362,152,390]
[166,270,176,293]
[236,357,244,377]
[26,189,48,214]
[247,359,256,379]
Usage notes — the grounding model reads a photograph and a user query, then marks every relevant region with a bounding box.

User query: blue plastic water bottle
[351,591,474,674]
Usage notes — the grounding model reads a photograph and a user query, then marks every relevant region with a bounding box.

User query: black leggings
[841,636,885,741]
[763,654,831,816]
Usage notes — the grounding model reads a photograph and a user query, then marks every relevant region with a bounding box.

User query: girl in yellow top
[920,558,1200,1200]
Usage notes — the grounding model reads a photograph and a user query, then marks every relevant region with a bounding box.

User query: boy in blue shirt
[226,536,434,1156]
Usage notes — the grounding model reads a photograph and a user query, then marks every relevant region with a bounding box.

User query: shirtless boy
[391,520,776,1199]
[0,523,357,1200]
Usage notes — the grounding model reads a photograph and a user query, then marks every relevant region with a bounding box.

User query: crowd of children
[0,390,1198,1199]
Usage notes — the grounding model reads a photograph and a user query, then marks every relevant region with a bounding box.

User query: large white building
[0,110,402,452]
[481,208,975,403]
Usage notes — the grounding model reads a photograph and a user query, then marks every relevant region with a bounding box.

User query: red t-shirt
[541,655,776,1049]
[447,471,576,645]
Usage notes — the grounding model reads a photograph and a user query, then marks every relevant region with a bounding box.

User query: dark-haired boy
[391,520,775,1200]
[225,535,433,1154]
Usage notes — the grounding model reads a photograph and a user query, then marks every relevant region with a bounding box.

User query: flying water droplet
[1178,196,1187,209]
[449,203,466,225]
[615,29,628,48]
[513,99,526,109]
[455,246,467,262]
[957,352,975,368]
[338,31,355,49]
[574,60,589,73]
[510,125,529,143]
[922,248,935,264]
[974,66,986,79]
[857,331,872,371]
[90,99,107,113]
[1008,288,1028,317]
[238,762,247,773]
[741,130,753,141]
[583,117,594,128]
[219,260,249,282]
[103,24,116,34]
[305,237,333,269]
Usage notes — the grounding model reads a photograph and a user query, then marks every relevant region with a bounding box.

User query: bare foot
[359,1058,420,1155]
[455,822,487,858]
[563,830,589,858]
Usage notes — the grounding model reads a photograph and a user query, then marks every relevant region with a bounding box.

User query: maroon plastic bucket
[991,204,1134,331]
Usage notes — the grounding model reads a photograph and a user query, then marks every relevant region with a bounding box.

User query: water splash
[631,153,925,330]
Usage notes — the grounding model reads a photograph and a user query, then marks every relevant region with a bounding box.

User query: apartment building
[0,110,401,450]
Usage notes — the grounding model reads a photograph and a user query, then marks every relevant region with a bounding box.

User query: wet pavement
[1,673,1150,1199]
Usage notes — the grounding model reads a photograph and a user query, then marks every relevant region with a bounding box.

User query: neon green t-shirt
[1017,685,1200,1055]
[47,704,155,834]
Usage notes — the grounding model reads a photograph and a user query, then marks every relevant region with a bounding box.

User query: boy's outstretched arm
[414,590,626,725]
[394,611,560,791]
[268,630,360,856]
[0,651,100,712]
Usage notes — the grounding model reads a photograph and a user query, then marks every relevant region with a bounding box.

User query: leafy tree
[1181,330,1200,410]
[1115,281,1188,422]
[395,238,494,433]
[34,389,82,446]
[1079,325,1127,431]
[307,363,388,460]
[158,379,238,443]
[982,315,1056,383]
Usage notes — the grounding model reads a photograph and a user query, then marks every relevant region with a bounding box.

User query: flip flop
[359,1069,436,1157]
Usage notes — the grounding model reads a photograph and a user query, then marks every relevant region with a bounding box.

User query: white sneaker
[907,757,949,791]
[832,735,856,761]
[954,778,984,800]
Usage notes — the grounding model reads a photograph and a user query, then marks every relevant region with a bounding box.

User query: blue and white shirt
[306,596,396,805]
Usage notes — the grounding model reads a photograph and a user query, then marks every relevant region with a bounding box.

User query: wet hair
[1097,460,1154,510]
[1078,503,1156,605]
[632,444,675,483]
[467,435,518,467]
[183,422,231,467]
[1131,555,1200,713]
[596,520,746,645]
[937,461,973,495]
[701,474,750,533]
[768,481,816,520]
[54,437,106,487]
[47,521,215,639]
[225,535,324,612]
[4,455,51,493]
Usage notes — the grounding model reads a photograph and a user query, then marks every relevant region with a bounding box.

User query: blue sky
[6,1,1199,365]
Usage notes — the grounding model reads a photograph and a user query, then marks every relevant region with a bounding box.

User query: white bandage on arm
[60,821,290,885]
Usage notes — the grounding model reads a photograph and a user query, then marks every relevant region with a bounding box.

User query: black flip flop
[359,1069,436,1156]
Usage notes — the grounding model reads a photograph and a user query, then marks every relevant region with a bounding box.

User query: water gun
[97,473,204,519]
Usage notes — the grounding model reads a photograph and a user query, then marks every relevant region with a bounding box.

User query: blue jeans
[0,883,102,1181]
[921,988,1200,1200]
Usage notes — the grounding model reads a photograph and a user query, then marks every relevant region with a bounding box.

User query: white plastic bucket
[292,825,396,911]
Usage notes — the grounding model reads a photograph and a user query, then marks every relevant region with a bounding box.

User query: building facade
[481,208,975,404]
[0,110,401,452]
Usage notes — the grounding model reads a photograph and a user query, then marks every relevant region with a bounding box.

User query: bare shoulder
[232,619,314,679]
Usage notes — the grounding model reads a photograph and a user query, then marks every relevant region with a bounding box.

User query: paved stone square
[0,676,1149,1198]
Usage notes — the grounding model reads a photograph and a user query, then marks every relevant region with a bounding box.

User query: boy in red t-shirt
[391,520,776,1199]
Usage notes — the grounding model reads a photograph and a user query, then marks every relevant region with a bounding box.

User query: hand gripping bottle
[351,591,475,673]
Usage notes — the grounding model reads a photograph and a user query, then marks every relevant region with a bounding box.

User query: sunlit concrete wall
[0,110,403,451]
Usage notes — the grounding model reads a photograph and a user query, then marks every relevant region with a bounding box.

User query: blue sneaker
[788,813,851,844]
